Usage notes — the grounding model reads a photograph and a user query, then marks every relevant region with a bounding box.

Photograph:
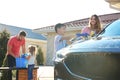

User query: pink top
[81,27,96,37]
[81,27,91,34]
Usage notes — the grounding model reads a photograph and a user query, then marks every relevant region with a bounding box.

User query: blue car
[54,19,120,80]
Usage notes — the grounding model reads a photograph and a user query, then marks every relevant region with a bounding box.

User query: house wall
[46,32,55,65]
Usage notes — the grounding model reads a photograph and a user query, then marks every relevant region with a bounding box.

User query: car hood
[66,37,120,53]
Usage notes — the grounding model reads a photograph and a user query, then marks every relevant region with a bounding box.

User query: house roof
[105,0,120,10]
[34,12,120,33]
[0,24,46,40]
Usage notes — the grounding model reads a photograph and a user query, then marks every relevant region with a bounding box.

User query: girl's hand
[26,55,30,60]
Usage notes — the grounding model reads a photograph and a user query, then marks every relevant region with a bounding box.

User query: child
[54,23,71,58]
[54,23,71,78]
[26,46,36,80]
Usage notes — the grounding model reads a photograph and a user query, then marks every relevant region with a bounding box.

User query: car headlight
[57,53,66,59]
[56,48,69,59]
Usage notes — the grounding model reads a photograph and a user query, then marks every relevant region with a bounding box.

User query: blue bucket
[16,58,28,68]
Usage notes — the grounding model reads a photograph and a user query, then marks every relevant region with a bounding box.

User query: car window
[99,19,120,37]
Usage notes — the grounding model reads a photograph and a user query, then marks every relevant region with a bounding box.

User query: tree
[36,47,44,65]
[0,29,10,80]
[0,29,10,66]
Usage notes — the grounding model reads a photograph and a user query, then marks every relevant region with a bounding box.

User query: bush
[36,47,44,65]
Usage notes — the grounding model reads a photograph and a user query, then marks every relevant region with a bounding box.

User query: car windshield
[99,19,120,37]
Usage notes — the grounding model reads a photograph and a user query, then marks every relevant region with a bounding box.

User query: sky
[0,0,119,29]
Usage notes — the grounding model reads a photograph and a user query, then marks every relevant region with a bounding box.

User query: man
[7,30,26,80]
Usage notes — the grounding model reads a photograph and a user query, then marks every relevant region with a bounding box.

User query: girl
[81,14,101,37]
[26,46,36,80]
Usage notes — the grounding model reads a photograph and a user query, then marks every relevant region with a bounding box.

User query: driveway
[38,66,54,80]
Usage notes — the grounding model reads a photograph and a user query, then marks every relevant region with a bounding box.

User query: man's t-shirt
[7,36,25,57]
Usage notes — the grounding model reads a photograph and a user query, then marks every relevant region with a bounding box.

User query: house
[0,24,47,64]
[105,0,120,10]
[34,13,120,65]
